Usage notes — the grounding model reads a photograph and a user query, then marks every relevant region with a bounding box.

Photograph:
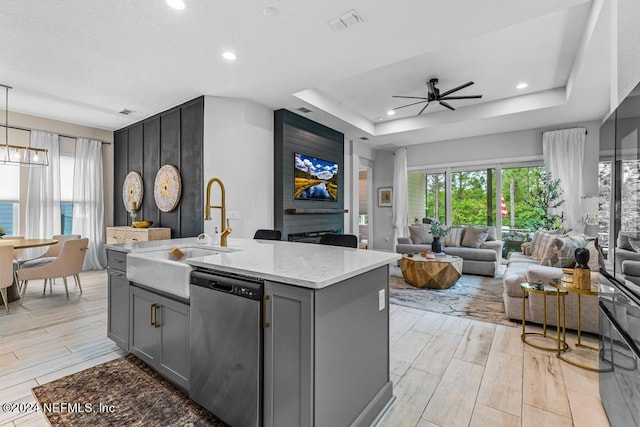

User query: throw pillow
[630,238,640,253]
[461,226,489,248]
[531,230,564,260]
[530,229,563,259]
[485,226,497,242]
[540,235,585,267]
[409,225,433,244]
[442,227,464,247]
[617,232,636,251]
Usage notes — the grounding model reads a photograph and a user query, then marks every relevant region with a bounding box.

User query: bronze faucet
[204,177,232,246]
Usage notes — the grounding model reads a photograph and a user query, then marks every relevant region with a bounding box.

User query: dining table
[0,238,58,302]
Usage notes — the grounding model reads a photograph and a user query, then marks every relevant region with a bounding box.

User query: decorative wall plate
[122,171,143,212]
[154,165,182,212]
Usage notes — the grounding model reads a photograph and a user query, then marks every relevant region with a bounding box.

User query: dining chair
[318,233,358,248]
[18,238,88,305]
[19,234,81,268]
[253,229,282,241]
[0,245,14,313]
[4,235,25,287]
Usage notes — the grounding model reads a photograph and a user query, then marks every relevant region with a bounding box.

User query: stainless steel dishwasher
[190,269,264,427]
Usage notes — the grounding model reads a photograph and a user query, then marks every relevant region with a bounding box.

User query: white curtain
[72,139,106,269]
[392,147,408,250]
[542,128,586,232]
[24,131,61,259]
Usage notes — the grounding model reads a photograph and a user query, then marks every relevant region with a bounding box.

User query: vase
[575,247,590,269]
[432,237,442,253]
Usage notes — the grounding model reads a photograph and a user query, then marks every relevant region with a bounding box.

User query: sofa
[396,225,503,276]
[614,231,640,285]
[503,230,599,333]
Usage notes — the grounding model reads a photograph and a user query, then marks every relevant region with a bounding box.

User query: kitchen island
[105,237,399,427]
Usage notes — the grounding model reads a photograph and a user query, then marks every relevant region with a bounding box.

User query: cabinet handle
[263,295,270,328]
[150,303,157,327]
[154,304,160,328]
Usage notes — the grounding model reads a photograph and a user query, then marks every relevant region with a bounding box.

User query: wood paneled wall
[113,97,204,238]
[274,109,345,240]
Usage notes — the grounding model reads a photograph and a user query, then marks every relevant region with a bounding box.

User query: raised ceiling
[0,0,610,148]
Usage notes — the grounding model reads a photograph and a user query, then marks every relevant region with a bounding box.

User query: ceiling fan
[392,78,482,114]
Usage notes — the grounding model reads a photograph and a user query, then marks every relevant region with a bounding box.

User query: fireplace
[288,230,341,244]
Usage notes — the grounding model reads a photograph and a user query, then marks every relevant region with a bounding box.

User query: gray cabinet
[263,265,392,427]
[129,285,190,390]
[263,282,314,427]
[107,250,129,350]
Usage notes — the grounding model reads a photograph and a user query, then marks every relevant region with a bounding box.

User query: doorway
[358,167,372,249]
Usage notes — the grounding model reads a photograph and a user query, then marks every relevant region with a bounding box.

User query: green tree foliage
[524,171,565,230]
[419,166,550,231]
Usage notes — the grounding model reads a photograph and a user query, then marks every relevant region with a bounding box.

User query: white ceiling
[0,0,611,148]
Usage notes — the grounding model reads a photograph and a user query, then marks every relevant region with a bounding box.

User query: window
[408,172,447,224]
[60,155,75,234]
[500,165,546,231]
[450,168,496,226]
[598,160,611,253]
[0,164,20,235]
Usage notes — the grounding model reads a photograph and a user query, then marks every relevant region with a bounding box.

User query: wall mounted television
[294,153,338,201]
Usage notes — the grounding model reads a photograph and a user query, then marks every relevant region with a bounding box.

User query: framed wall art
[378,187,392,207]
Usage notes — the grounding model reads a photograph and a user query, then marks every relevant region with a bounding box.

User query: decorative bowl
[132,221,153,228]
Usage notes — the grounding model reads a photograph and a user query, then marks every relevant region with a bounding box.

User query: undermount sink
[126,246,222,299]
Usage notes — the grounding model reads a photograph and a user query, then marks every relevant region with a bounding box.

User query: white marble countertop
[106,237,399,289]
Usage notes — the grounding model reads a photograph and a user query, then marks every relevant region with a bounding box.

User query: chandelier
[1,84,49,166]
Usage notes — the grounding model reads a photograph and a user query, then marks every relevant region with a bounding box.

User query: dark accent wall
[113,97,204,238]
[274,109,345,240]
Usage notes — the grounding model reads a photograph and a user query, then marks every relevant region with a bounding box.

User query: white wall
[372,150,394,251]
[0,111,114,233]
[406,121,601,197]
[203,97,273,238]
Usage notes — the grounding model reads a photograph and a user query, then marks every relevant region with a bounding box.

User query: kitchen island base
[105,238,399,427]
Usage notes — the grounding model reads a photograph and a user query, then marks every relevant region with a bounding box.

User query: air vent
[359,136,369,141]
[296,107,313,114]
[329,9,363,31]
[119,109,135,115]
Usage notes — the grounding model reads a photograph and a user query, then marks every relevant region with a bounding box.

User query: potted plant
[430,220,451,253]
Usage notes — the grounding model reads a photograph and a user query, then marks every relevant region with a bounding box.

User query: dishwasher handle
[208,281,233,292]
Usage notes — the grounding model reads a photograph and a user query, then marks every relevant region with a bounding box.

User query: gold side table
[554,281,600,371]
[520,282,569,352]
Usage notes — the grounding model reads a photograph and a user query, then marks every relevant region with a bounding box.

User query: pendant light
[1,84,49,167]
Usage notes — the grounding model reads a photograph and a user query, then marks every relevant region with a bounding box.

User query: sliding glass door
[450,168,496,226]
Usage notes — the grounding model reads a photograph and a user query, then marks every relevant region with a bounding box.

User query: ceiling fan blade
[439,81,474,98]
[393,100,428,110]
[439,95,483,100]
[439,100,456,111]
[392,95,429,100]
[417,102,430,115]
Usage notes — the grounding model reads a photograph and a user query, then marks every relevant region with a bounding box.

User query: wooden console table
[106,227,171,244]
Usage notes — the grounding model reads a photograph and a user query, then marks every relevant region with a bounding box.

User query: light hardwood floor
[0,270,610,426]
[379,305,611,427]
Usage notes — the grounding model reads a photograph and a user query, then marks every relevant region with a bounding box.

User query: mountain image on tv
[294,153,338,201]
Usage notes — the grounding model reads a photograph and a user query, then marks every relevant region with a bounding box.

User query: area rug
[32,354,226,426]
[389,265,515,327]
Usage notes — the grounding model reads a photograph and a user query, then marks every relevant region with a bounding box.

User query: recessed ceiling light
[516,82,528,90]
[222,51,237,61]
[166,0,185,10]
[263,6,279,17]
[386,110,395,116]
